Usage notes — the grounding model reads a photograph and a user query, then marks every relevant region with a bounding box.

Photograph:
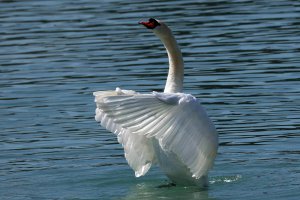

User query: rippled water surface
[1,0,300,199]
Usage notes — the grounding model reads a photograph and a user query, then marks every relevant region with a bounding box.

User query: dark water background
[1,0,299,199]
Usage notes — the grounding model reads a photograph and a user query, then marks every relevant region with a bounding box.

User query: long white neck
[155,28,184,93]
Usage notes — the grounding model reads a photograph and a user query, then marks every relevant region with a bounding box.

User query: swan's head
[139,18,171,37]
[139,18,161,29]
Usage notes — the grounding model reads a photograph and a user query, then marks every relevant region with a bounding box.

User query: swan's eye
[139,18,160,29]
[149,18,157,23]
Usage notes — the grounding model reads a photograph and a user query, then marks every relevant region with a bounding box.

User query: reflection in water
[1,0,300,199]
[124,182,215,200]
[123,174,243,200]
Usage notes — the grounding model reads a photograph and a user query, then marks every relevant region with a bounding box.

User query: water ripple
[1,0,300,199]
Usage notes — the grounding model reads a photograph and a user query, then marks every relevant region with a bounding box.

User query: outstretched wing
[94,88,218,178]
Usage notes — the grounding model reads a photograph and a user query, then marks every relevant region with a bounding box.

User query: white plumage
[94,18,218,187]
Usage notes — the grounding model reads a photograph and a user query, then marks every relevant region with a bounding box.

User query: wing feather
[94,88,218,178]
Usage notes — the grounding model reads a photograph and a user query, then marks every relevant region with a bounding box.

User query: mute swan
[93,18,218,187]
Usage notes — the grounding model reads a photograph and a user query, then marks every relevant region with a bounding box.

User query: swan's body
[94,19,218,187]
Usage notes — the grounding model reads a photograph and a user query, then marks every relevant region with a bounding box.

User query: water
[1,0,299,199]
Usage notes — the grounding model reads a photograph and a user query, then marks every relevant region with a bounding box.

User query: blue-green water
[1,0,299,199]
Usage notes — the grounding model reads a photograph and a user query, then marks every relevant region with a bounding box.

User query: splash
[210,174,242,184]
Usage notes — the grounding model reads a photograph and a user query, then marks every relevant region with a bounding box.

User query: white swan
[93,18,218,187]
